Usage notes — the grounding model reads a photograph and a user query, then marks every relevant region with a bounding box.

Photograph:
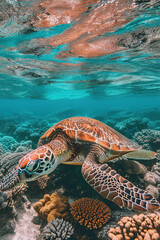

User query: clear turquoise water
[0,0,160,119]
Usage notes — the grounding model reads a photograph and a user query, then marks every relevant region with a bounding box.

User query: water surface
[0,0,160,120]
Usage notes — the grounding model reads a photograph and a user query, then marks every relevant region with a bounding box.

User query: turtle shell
[38,117,141,155]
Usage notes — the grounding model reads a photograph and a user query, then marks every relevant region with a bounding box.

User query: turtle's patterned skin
[82,155,159,212]
[0,117,160,212]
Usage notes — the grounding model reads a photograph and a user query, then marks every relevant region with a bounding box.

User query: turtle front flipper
[0,167,20,191]
[81,151,160,212]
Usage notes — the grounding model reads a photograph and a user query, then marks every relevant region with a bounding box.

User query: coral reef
[115,117,149,138]
[0,136,18,153]
[14,125,32,141]
[7,183,28,207]
[144,162,160,199]
[28,174,50,191]
[133,129,160,151]
[33,192,70,222]
[97,210,135,240]
[70,198,111,230]
[14,118,53,148]
[43,218,74,240]
[0,191,8,209]
[36,174,50,190]
[0,114,160,240]
[0,195,17,236]
[108,213,160,240]
[0,182,28,211]
[0,136,32,154]
[0,115,53,150]
[0,151,29,179]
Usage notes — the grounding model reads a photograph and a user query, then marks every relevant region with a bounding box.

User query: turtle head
[0,138,71,191]
[18,145,57,182]
[0,145,57,191]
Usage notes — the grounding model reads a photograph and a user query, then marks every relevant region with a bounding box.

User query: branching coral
[70,197,111,230]
[33,192,70,222]
[108,213,160,240]
[43,218,74,240]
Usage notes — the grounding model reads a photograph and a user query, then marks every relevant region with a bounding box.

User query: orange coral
[108,213,160,240]
[70,197,111,230]
[33,192,70,222]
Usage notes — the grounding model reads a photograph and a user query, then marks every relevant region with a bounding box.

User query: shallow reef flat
[0,114,160,240]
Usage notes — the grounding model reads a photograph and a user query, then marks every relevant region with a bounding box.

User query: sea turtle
[0,117,159,211]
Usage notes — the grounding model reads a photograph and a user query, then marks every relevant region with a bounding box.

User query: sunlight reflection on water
[0,0,160,100]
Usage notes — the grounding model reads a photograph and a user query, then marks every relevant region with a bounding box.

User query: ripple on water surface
[0,0,160,100]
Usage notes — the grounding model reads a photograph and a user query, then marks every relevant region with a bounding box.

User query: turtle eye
[32,160,40,171]
[27,160,40,172]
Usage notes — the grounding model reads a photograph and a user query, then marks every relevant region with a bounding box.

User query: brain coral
[108,213,160,240]
[43,218,74,240]
[33,192,70,222]
[70,197,111,230]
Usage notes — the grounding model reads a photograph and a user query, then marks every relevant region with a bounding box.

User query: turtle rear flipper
[82,148,160,211]
[0,167,20,191]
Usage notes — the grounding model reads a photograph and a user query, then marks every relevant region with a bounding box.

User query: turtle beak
[0,167,20,191]
[18,168,35,181]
